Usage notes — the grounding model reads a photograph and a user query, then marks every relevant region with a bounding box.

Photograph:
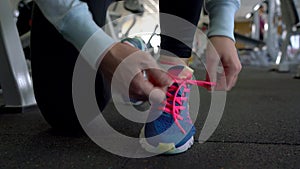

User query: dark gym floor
[0,66,300,169]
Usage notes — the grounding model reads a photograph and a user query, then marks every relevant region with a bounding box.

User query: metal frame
[105,1,138,41]
[0,0,36,112]
[271,0,300,72]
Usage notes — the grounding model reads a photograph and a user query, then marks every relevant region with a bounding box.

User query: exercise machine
[0,0,36,113]
[271,0,300,72]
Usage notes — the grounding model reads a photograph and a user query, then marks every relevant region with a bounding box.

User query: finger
[129,72,151,100]
[204,72,216,91]
[204,73,212,91]
[225,72,238,91]
[205,42,221,90]
[147,68,173,87]
[130,72,166,103]
[140,77,166,104]
[129,51,173,87]
[215,72,227,91]
[226,74,238,91]
[225,63,241,91]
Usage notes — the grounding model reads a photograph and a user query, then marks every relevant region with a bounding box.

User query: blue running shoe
[121,37,147,51]
[140,64,215,154]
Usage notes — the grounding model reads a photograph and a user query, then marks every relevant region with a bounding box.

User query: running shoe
[140,64,215,154]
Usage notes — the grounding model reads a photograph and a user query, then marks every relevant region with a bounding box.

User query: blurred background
[0,0,299,168]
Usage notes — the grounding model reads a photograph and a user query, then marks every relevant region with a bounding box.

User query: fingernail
[149,88,166,104]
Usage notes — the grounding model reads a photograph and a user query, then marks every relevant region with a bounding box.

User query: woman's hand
[206,36,242,91]
[100,43,172,102]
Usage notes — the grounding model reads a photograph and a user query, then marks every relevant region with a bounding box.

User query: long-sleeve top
[34,0,240,67]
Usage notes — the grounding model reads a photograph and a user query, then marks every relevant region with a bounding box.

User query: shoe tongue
[168,65,193,79]
[158,57,194,80]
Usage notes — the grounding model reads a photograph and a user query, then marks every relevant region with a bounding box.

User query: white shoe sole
[139,127,194,155]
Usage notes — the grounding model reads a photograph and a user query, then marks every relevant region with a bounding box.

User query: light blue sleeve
[204,0,241,41]
[34,0,116,68]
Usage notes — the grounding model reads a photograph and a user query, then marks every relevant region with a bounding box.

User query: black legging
[31,0,115,132]
[159,0,204,58]
[31,0,204,132]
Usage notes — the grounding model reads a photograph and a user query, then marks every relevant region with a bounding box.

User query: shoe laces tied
[159,73,216,134]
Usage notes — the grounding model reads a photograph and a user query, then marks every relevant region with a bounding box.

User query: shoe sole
[139,127,194,155]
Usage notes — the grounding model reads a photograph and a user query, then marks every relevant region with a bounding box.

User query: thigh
[30,0,115,132]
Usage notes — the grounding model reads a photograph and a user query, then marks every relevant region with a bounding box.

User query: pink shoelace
[159,74,216,134]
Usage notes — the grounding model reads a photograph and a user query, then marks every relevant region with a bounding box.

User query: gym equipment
[105,0,148,41]
[101,0,160,62]
[16,0,33,60]
[0,0,36,113]
[271,0,300,72]
[294,64,300,79]
[124,0,144,14]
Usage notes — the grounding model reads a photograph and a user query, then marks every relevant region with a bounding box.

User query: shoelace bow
[159,74,216,134]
